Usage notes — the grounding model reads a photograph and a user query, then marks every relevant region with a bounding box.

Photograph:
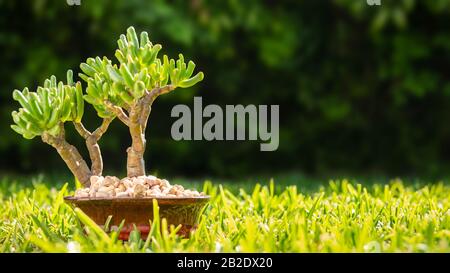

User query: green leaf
[25,122,42,136]
[184,61,196,79]
[87,80,101,100]
[78,73,90,83]
[119,64,134,87]
[119,34,128,51]
[19,109,42,127]
[107,65,123,83]
[23,132,36,139]
[140,31,150,46]
[13,89,31,108]
[11,124,25,135]
[75,82,84,122]
[115,49,126,64]
[11,111,25,127]
[170,68,180,85]
[83,94,97,105]
[67,70,74,86]
[133,81,146,99]
[177,72,204,88]
[47,108,60,129]
[94,104,113,119]
[60,87,73,122]
[115,87,134,104]
[126,26,140,50]
[44,79,51,88]
[50,75,57,88]
[102,82,111,100]
[29,93,44,118]
[142,44,162,64]
[80,63,97,77]
[40,88,51,122]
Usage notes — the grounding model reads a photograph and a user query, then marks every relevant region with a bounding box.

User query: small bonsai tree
[11,72,109,186]
[11,26,203,186]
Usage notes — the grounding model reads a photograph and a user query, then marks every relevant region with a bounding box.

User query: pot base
[64,196,209,240]
[112,223,196,240]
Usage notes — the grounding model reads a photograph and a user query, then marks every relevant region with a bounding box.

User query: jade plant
[11,27,204,187]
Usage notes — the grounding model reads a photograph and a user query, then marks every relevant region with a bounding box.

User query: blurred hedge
[1,0,449,177]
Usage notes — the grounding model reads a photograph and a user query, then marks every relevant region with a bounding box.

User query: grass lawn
[0,174,449,252]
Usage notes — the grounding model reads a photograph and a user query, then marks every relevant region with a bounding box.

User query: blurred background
[0,0,449,181]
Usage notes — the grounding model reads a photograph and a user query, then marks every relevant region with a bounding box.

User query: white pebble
[75,175,205,198]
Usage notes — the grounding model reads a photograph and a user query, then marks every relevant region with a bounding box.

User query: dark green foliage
[0,0,449,177]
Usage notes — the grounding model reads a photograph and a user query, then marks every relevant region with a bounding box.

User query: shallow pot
[64,196,210,240]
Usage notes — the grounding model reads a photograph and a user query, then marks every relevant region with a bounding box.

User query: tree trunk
[124,86,174,177]
[42,133,92,186]
[86,136,103,176]
[127,106,146,177]
[127,144,145,177]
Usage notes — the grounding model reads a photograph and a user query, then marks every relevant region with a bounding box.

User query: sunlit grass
[1,177,449,252]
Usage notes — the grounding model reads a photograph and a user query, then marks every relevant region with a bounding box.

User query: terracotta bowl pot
[64,196,210,240]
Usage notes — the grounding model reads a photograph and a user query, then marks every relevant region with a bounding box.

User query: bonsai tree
[11,26,203,186]
[11,72,110,186]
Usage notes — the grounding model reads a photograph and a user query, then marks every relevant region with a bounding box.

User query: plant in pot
[10,26,209,239]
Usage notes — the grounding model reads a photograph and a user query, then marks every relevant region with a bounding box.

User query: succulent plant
[11,26,203,185]
[12,71,82,139]
[11,71,98,185]
[78,26,204,177]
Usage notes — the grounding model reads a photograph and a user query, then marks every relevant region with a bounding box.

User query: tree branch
[41,130,92,186]
[58,122,66,139]
[72,118,112,177]
[139,85,175,131]
[104,100,130,126]
[142,85,175,106]
[73,122,91,139]
[92,117,113,140]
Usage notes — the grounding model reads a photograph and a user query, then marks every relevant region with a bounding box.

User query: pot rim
[64,195,210,205]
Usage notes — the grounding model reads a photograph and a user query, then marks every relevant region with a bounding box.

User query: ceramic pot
[64,196,210,240]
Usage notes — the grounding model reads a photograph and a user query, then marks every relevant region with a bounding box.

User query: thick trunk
[42,133,92,186]
[122,86,175,177]
[126,143,145,177]
[127,106,146,177]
